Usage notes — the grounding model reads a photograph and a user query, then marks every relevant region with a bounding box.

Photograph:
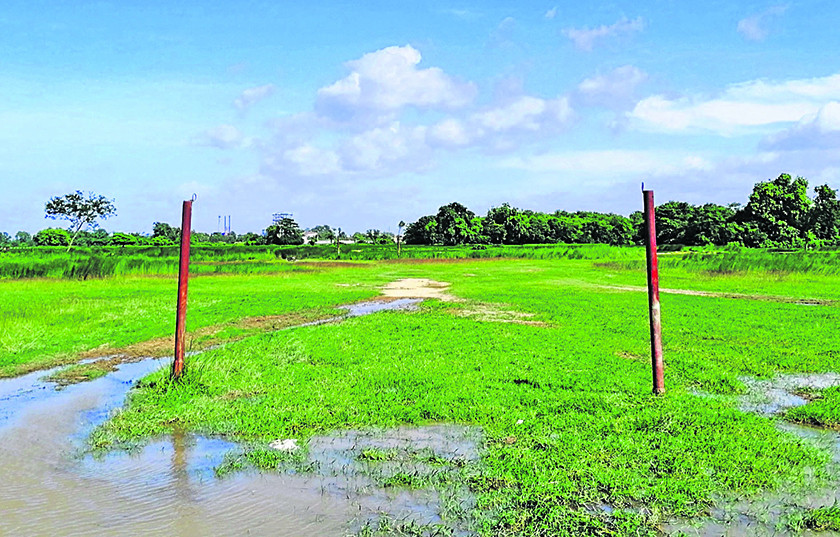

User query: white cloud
[315,45,476,125]
[761,101,840,150]
[198,124,245,149]
[576,65,647,108]
[268,144,341,176]
[563,17,644,51]
[629,73,840,134]
[428,118,471,147]
[502,149,711,177]
[544,7,557,19]
[234,84,275,110]
[737,5,788,41]
[338,122,431,173]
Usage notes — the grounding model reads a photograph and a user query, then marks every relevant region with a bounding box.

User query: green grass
[786,387,840,429]
[790,506,840,531]
[6,248,840,534]
[82,256,840,536]
[0,264,388,377]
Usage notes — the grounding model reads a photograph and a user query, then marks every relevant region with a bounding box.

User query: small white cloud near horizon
[563,16,644,51]
[233,84,275,110]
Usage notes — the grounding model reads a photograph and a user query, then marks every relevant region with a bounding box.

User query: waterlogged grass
[786,387,840,429]
[86,256,840,536]
[5,250,840,534]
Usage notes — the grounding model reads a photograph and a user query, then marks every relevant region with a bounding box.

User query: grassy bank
[76,256,840,535]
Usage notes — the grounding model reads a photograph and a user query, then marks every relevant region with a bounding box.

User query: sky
[2,0,840,235]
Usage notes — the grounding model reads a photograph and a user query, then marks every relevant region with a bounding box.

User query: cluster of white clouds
[629,74,840,136]
[197,5,839,212]
[244,45,579,179]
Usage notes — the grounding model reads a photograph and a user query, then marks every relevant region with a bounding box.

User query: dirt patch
[295,261,367,268]
[594,284,835,305]
[450,304,549,327]
[384,257,502,265]
[75,309,341,375]
[380,278,457,301]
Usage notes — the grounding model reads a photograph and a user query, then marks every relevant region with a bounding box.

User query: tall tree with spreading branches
[45,191,117,250]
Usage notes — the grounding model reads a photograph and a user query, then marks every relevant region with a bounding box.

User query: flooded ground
[1,297,481,536]
[664,374,840,536]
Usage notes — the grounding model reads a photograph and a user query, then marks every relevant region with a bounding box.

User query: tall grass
[4,243,839,280]
[0,244,647,280]
[609,247,840,275]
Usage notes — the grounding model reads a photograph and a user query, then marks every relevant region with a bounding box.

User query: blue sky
[3,0,840,235]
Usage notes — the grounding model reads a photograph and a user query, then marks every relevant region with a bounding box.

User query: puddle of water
[739,373,840,415]
[295,298,422,328]
[663,374,840,536]
[1,296,480,536]
[344,298,421,317]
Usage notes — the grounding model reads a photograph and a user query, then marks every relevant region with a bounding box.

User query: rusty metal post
[643,189,665,394]
[172,198,193,381]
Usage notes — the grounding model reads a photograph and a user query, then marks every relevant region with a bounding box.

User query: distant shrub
[34,228,70,246]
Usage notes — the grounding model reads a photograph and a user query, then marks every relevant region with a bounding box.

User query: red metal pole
[643,189,665,394]
[172,199,193,381]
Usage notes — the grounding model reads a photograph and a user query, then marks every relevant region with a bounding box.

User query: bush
[34,228,70,246]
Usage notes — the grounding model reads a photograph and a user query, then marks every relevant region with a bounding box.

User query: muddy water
[0,298,480,536]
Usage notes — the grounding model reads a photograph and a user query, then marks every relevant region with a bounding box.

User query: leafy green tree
[485,204,529,244]
[14,231,33,246]
[654,201,695,245]
[435,202,478,245]
[240,232,263,244]
[810,184,840,243]
[310,225,335,241]
[152,222,180,242]
[738,173,811,246]
[110,232,138,246]
[265,217,304,245]
[45,191,116,249]
[34,228,71,246]
[0,232,11,247]
[685,204,736,245]
[404,215,438,244]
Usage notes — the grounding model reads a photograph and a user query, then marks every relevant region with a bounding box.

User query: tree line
[405,174,840,248]
[5,173,839,249]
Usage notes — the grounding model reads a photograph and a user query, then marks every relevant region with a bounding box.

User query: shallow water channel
[0,298,481,536]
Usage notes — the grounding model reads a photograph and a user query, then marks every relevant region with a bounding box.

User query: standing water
[0,298,480,536]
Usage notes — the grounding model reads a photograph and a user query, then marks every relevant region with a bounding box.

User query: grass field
[4,247,840,535]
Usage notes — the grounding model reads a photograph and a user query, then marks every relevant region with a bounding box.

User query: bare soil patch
[384,257,502,265]
[295,261,367,268]
[380,278,456,301]
[595,284,835,305]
